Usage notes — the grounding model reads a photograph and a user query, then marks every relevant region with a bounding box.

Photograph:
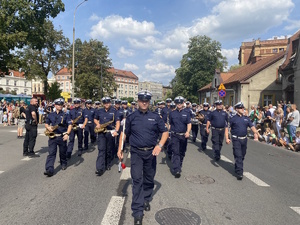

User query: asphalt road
[0,125,299,225]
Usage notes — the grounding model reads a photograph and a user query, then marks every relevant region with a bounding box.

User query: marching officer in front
[117,90,168,225]
[225,102,258,180]
[206,100,228,161]
[82,99,96,150]
[191,103,199,142]
[44,98,72,177]
[94,97,120,175]
[67,98,84,158]
[94,101,101,110]
[199,102,211,150]
[114,99,121,111]
[169,96,191,178]
[131,101,137,112]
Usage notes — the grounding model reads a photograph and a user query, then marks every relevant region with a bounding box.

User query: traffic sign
[218,90,226,98]
[218,83,226,90]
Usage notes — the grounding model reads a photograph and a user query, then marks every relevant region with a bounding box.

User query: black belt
[211,127,225,130]
[232,135,247,139]
[136,146,155,151]
[171,131,185,136]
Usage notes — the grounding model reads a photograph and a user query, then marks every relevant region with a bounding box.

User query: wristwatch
[158,143,163,148]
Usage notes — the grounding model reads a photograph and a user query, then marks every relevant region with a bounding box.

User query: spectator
[3,112,8,126]
[7,103,13,126]
[18,101,26,138]
[274,109,283,138]
[292,131,300,152]
[264,106,272,129]
[278,131,295,151]
[0,102,3,124]
[38,105,44,124]
[288,104,299,140]
[269,104,275,117]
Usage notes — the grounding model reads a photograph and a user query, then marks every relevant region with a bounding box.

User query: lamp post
[101,63,103,98]
[72,0,88,100]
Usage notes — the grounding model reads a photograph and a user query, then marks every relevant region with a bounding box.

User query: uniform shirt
[184,107,193,118]
[83,107,95,122]
[94,107,120,130]
[46,111,70,134]
[117,108,130,121]
[229,114,254,137]
[208,109,228,128]
[199,109,211,124]
[25,104,39,123]
[169,108,191,133]
[162,107,172,124]
[68,107,84,124]
[125,110,167,148]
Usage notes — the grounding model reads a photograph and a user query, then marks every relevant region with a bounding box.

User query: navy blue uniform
[124,110,167,218]
[45,111,71,173]
[191,109,199,142]
[94,107,120,171]
[169,108,191,173]
[199,109,211,150]
[67,107,84,155]
[229,114,253,175]
[208,110,228,159]
[83,107,96,148]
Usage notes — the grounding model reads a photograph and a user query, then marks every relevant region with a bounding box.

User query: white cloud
[284,19,300,31]
[145,63,175,73]
[123,63,139,71]
[127,36,164,49]
[221,48,239,63]
[90,15,158,39]
[117,47,135,58]
[89,13,100,21]
[152,48,185,61]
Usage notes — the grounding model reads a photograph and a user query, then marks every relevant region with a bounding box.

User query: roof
[9,70,25,78]
[108,67,138,80]
[199,51,285,92]
[56,67,71,75]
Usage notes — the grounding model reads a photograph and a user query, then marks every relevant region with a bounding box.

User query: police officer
[44,98,72,177]
[94,97,120,175]
[169,96,191,178]
[131,101,137,112]
[121,100,130,113]
[118,90,168,225]
[23,97,39,157]
[94,101,101,110]
[199,102,211,150]
[225,102,258,180]
[114,99,121,111]
[163,99,172,151]
[206,100,228,161]
[82,99,96,150]
[67,98,84,158]
[191,103,199,142]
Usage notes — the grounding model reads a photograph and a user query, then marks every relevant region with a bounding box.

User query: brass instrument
[94,114,115,133]
[44,125,59,138]
[195,111,205,122]
[72,113,82,131]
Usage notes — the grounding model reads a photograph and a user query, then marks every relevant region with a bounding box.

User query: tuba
[72,113,82,131]
[44,125,59,138]
[94,114,115,133]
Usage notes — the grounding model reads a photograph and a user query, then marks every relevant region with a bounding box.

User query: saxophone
[44,125,59,138]
[94,114,115,133]
[195,111,205,122]
[72,112,82,131]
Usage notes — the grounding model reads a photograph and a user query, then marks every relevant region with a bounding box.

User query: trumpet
[94,114,115,133]
[44,125,59,138]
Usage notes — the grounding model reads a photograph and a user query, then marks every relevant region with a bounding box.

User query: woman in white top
[274,109,283,138]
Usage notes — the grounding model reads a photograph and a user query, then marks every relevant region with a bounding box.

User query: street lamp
[72,0,88,100]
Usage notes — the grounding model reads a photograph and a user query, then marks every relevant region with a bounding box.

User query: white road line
[127,152,131,159]
[120,168,131,180]
[244,172,270,187]
[0,171,4,174]
[221,155,233,163]
[290,207,300,215]
[101,196,125,225]
[21,157,32,161]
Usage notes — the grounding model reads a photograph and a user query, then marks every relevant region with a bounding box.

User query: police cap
[161,101,165,105]
[73,98,81,104]
[170,101,176,108]
[234,102,244,109]
[174,96,185,104]
[203,102,209,107]
[95,101,101,105]
[157,102,161,106]
[192,103,197,107]
[186,101,191,105]
[166,98,172,103]
[121,100,128,104]
[131,101,136,105]
[115,99,121,104]
[85,99,92,104]
[137,90,152,102]
[54,98,65,105]
[102,97,111,104]
[214,100,223,105]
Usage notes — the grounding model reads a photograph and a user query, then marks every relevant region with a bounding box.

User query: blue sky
[53,0,300,85]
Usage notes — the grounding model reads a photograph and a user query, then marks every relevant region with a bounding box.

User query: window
[263,94,273,106]
[57,76,60,80]
[279,48,284,52]
[272,48,278,53]
[66,88,69,92]
[66,82,69,87]
[125,85,127,89]
[14,81,17,86]
[6,80,9,85]
[24,82,27,87]
[62,76,65,80]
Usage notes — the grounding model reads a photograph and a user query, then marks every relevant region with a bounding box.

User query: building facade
[138,81,163,102]
[108,68,139,100]
[162,85,172,99]
[0,70,32,95]
[55,68,72,93]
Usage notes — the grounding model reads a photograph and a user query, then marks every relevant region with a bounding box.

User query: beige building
[139,81,163,102]
[55,68,72,93]
[108,68,139,100]
[162,85,172,99]
[199,52,285,109]
[31,77,56,96]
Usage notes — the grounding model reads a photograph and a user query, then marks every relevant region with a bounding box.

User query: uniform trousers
[67,128,83,153]
[45,136,67,173]
[171,133,188,173]
[130,147,156,217]
[191,124,199,141]
[96,132,114,171]
[84,123,96,148]
[232,137,247,175]
[23,123,37,154]
[200,124,208,150]
[211,128,225,158]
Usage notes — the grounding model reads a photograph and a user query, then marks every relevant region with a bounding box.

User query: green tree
[229,64,242,71]
[171,35,227,102]
[47,81,61,101]
[0,0,65,73]
[72,39,117,100]
[17,20,70,95]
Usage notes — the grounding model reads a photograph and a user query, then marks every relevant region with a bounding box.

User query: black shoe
[28,152,40,158]
[61,165,67,170]
[83,146,88,150]
[44,170,53,177]
[77,150,83,157]
[106,166,111,171]
[95,170,104,176]
[144,201,150,211]
[237,174,243,180]
[134,216,143,225]
[23,152,28,157]
[192,139,196,142]
[214,156,220,161]
[66,152,71,159]
[175,171,181,178]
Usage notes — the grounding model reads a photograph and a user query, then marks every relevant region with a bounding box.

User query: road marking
[21,157,32,161]
[221,155,233,163]
[195,138,212,149]
[290,207,300,215]
[244,172,270,187]
[127,152,131,159]
[0,171,4,174]
[120,168,131,180]
[101,196,125,225]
